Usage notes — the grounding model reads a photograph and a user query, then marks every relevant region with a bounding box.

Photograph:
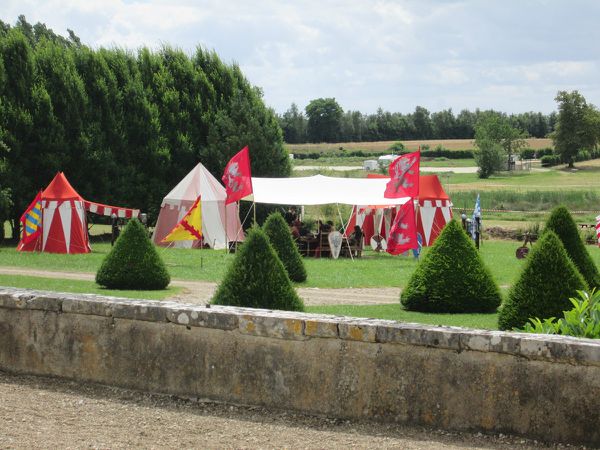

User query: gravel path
[0,266,400,306]
[0,371,553,449]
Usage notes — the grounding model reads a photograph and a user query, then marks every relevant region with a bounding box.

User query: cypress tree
[498,230,588,330]
[543,205,600,288]
[401,220,501,313]
[263,212,307,282]
[212,227,304,311]
[96,219,170,290]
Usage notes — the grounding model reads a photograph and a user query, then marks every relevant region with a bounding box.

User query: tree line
[277,98,557,144]
[0,16,290,240]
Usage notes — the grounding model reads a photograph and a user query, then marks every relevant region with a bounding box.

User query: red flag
[387,201,418,255]
[222,146,253,205]
[19,191,43,245]
[384,151,420,198]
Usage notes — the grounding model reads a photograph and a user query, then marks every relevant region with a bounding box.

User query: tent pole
[253,202,257,226]
[224,200,228,253]
[336,203,354,261]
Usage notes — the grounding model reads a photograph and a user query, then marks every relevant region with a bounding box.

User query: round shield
[370,234,387,252]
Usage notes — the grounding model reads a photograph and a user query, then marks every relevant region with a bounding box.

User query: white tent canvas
[153,163,244,249]
[244,175,410,206]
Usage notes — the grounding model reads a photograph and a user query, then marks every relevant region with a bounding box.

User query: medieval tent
[346,174,452,248]
[152,163,244,249]
[17,172,140,254]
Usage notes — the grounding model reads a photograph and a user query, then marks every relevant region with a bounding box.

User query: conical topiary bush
[401,220,501,313]
[263,212,307,282]
[543,205,600,288]
[498,230,588,330]
[96,219,170,290]
[212,227,304,311]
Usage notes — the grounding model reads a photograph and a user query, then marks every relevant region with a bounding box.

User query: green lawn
[306,304,499,330]
[0,240,536,289]
[0,274,181,300]
[2,239,599,331]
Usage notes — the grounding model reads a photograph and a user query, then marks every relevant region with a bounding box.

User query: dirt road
[0,371,551,449]
[0,266,400,306]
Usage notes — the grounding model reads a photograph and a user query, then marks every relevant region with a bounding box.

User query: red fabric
[222,146,253,205]
[387,201,417,255]
[384,151,420,199]
[41,200,91,254]
[42,172,82,200]
[83,200,139,218]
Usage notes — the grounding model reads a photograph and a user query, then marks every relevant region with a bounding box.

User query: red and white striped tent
[345,174,452,248]
[17,172,139,254]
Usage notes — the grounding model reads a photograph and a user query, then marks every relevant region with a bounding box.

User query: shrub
[212,227,304,311]
[96,219,170,290]
[388,141,405,153]
[519,148,535,160]
[520,289,600,338]
[543,206,600,288]
[498,231,588,330]
[263,212,307,282]
[401,220,501,313]
[536,147,554,158]
[540,155,561,167]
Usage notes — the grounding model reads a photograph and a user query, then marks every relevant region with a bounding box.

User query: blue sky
[2,0,599,115]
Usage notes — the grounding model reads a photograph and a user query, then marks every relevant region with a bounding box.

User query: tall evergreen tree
[543,206,600,288]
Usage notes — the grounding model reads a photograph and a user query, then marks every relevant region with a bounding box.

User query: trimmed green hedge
[212,227,304,311]
[263,212,307,282]
[96,219,170,290]
[498,231,588,330]
[543,206,600,288]
[401,220,501,313]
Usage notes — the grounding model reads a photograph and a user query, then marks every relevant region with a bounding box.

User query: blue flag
[471,194,481,239]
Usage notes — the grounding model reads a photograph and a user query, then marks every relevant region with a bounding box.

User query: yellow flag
[162,196,203,242]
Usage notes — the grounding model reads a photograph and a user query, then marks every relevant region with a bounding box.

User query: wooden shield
[328,231,343,259]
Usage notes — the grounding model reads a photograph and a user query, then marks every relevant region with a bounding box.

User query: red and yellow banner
[162,197,203,242]
[20,191,43,245]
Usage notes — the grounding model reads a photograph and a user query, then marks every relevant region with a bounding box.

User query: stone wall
[0,287,599,445]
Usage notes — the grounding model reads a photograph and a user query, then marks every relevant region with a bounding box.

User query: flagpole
[224,200,228,253]
[253,202,257,226]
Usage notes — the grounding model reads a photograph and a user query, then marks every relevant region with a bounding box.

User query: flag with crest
[20,191,43,245]
[384,151,420,198]
[162,197,203,242]
[387,201,418,255]
[222,146,253,205]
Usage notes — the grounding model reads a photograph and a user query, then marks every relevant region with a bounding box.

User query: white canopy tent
[243,175,410,206]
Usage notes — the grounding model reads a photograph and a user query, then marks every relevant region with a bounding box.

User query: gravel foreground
[0,371,581,449]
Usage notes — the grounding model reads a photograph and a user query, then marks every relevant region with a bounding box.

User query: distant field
[287,138,553,154]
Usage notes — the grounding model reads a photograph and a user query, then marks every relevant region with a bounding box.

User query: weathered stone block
[338,321,377,342]
[376,323,461,351]
[166,306,238,330]
[304,319,339,338]
[239,314,306,340]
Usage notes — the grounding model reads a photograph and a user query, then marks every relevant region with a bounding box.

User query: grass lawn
[0,240,534,289]
[306,304,499,330]
[0,274,181,300]
[2,239,599,331]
